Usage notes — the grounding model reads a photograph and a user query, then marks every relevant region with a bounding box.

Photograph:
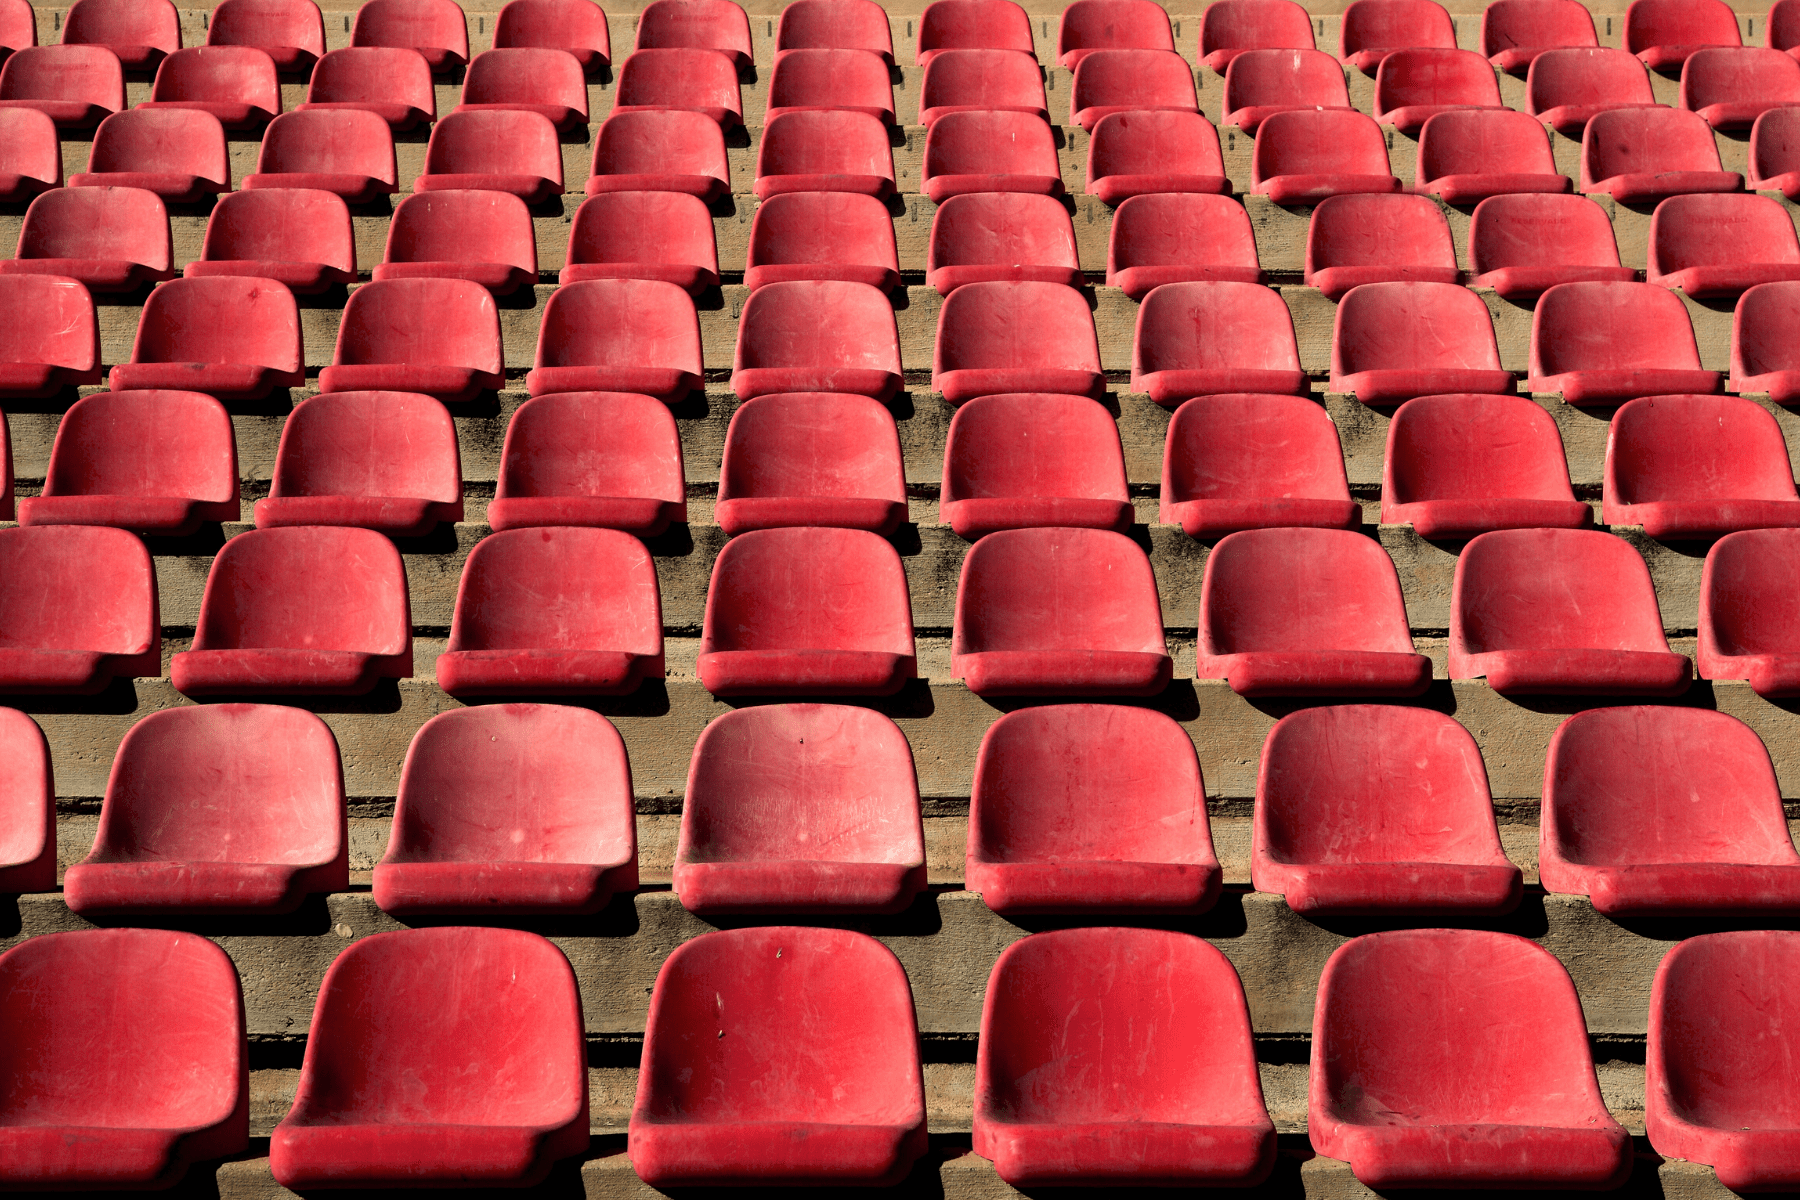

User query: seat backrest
[1162,393,1350,507]
[0,525,155,654]
[461,46,587,109]
[1584,106,1724,178]
[768,47,893,115]
[1608,393,1798,504]
[334,277,502,373]
[151,46,280,110]
[1384,392,1576,505]
[701,526,914,653]
[1454,527,1669,653]
[208,0,328,60]
[1202,0,1316,60]
[256,109,397,182]
[917,0,1034,62]
[385,189,535,273]
[494,0,612,58]
[1649,192,1800,277]
[1469,192,1623,274]
[1306,192,1455,274]
[1089,109,1225,178]
[1526,46,1655,112]
[1626,0,1741,55]
[1200,527,1414,654]
[750,190,895,268]
[1653,932,1800,1130]
[305,46,435,112]
[96,703,341,865]
[0,274,97,372]
[1704,527,1800,654]
[929,191,1076,271]
[0,0,34,50]
[0,44,124,110]
[1419,107,1557,177]
[1058,0,1175,61]
[919,46,1045,113]
[63,0,180,55]
[1375,45,1503,106]
[1752,104,1800,184]
[591,108,730,181]
[719,392,904,503]
[1224,47,1351,110]
[944,392,1128,503]
[1340,0,1456,57]
[924,108,1059,176]
[1109,192,1255,274]
[272,391,461,504]
[88,108,228,178]
[954,526,1165,654]
[46,389,236,503]
[757,108,894,180]
[1332,281,1502,374]
[777,0,894,58]
[1683,46,1800,108]
[0,709,49,874]
[18,185,171,269]
[196,526,410,653]
[1134,281,1301,376]
[1733,279,1800,379]
[935,280,1100,374]
[497,391,686,504]
[1774,0,1800,52]
[350,0,470,58]
[1481,0,1597,58]
[617,45,740,112]
[424,108,561,179]
[391,704,634,865]
[133,276,300,371]
[202,187,354,273]
[733,279,901,374]
[1071,46,1199,110]
[535,278,702,373]
[449,526,662,653]
[1530,280,1702,375]
[571,189,718,268]
[0,107,60,184]
[634,0,754,60]
[1252,108,1392,181]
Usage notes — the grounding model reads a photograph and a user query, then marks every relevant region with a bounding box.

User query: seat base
[242,172,396,203]
[1310,264,1461,302]
[526,365,699,403]
[585,174,728,202]
[1389,497,1592,539]
[294,101,436,132]
[69,172,227,202]
[1335,368,1516,404]
[673,860,927,914]
[561,262,719,293]
[18,494,235,536]
[1583,171,1743,204]
[1256,173,1402,206]
[749,263,901,292]
[946,496,1134,540]
[1653,263,1800,297]
[63,860,341,916]
[1262,861,1523,915]
[753,173,893,200]
[253,496,461,537]
[272,1120,588,1189]
[1197,650,1434,697]
[1325,1123,1632,1190]
[372,860,632,915]
[628,1119,929,1188]
[1471,264,1637,299]
[171,648,406,696]
[1528,368,1724,404]
[0,257,173,292]
[929,263,1083,295]
[1088,173,1231,205]
[1137,368,1310,407]
[435,649,660,697]
[977,1119,1275,1188]
[955,649,1173,697]
[697,649,916,697]
[1168,497,1361,538]
[1418,172,1572,204]
[414,173,561,204]
[1565,862,1800,917]
[0,648,154,695]
[1460,648,1692,695]
[370,261,535,295]
[714,496,905,537]
[935,367,1104,406]
[184,259,356,295]
[1609,498,1800,539]
[318,364,504,402]
[967,859,1222,915]
[924,174,1063,203]
[732,366,901,402]
[1112,263,1262,301]
[110,362,302,401]
[486,495,682,536]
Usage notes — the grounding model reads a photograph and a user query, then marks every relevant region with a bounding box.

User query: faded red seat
[1482,0,1597,73]
[698,526,917,696]
[587,109,730,199]
[1339,0,1455,72]
[374,189,536,295]
[139,45,280,128]
[928,191,1078,294]
[634,0,754,69]
[717,392,906,536]
[923,109,1063,202]
[1467,192,1636,298]
[1058,0,1173,68]
[207,0,327,73]
[1085,109,1229,203]
[1680,46,1800,130]
[1647,192,1800,296]
[416,109,564,204]
[1774,0,1800,62]
[564,190,720,291]
[676,704,927,914]
[0,186,174,291]
[298,46,436,131]
[456,47,588,130]
[1372,47,1504,132]
[1069,47,1199,132]
[172,527,413,696]
[1701,528,1800,694]
[1201,0,1316,72]
[755,108,895,198]
[918,47,1043,126]
[1450,527,1690,695]
[0,709,52,893]
[1543,709,1800,916]
[0,0,28,62]
[62,0,179,70]
[70,108,229,201]
[1250,108,1401,206]
[494,0,611,70]
[917,0,1034,64]
[1106,193,1259,299]
[1580,106,1741,202]
[490,391,687,535]
[778,0,893,61]
[255,391,462,536]
[65,704,347,914]
[942,392,1132,539]
[968,708,1220,914]
[0,107,60,199]
[438,527,665,697]
[933,280,1102,404]
[1605,393,1800,537]
[0,525,159,693]
[0,44,123,128]
[1330,280,1514,403]
[1222,48,1353,134]
[1161,393,1358,537]
[185,187,356,293]
[749,191,899,291]
[19,389,237,535]
[1414,108,1571,203]
[1627,0,1741,72]
[242,109,398,202]
[529,277,702,401]
[1526,46,1659,134]
[322,277,504,401]
[1733,280,1800,400]
[615,46,743,125]
[1527,280,1722,402]
[1751,105,1800,198]
[349,0,468,71]
[1131,280,1307,406]
[732,280,902,401]
[1381,392,1590,537]
[0,274,101,398]
[1304,193,1459,301]
[0,412,9,520]
[375,705,638,916]
[112,276,303,399]
[769,47,894,121]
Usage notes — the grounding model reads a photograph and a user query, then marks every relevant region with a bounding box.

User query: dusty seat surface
[919,47,1044,127]
[1132,280,1307,405]
[1626,0,1742,71]
[490,390,687,535]
[71,107,231,201]
[1732,279,1800,400]
[322,276,504,400]
[764,46,893,122]
[932,279,1102,404]
[1339,0,1457,72]
[0,707,53,893]
[1161,392,1359,538]
[530,277,703,401]
[0,106,62,200]
[587,109,730,199]
[415,108,564,203]
[242,108,398,201]
[943,391,1132,539]
[916,0,1034,64]
[207,0,328,72]
[1467,191,1636,297]
[731,279,903,400]
[1603,393,1800,538]
[1700,527,1800,695]
[928,190,1078,294]
[1201,0,1315,72]
[1372,46,1505,132]
[1304,192,1459,301]
[457,46,589,130]
[350,0,470,70]
[922,109,1063,203]
[1527,279,1723,402]
[1069,47,1198,132]
[1106,191,1260,298]
[112,274,303,400]
[565,189,720,291]
[140,46,281,128]
[1414,107,1571,203]
[299,46,437,130]
[0,273,100,398]
[493,0,612,68]
[1482,0,1597,73]
[615,47,743,126]
[1222,47,1353,134]
[1086,109,1230,203]
[186,186,356,293]
[0,44,124,129]
[1250,109,1402,206]
[755,108,896,198]
[0,185,176,292]
[1579,105,1742,202]
[1526,46,1657,133]
[746,189,900,292]
[1329,280,1514,403]
[634,0,754,67]
[0,524,159,694]
[716,391,906,536]
[1646,192,1800,297]
[374,189,537,295]
[62,0,180,69]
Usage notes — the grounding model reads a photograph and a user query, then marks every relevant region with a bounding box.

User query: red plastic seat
[493,2,608,72]
[748,190,899,291]
[1526,46,1659,134]
[0,410,9,520]
[917,0,1034,64]
[677,704,926,913]
[1250,109,1402,205]
[0,525,158,693]
[1648,192,1800,296]
[298,47,436,131]
[491,391,687,535]
[634,0,754,69]
[968,708,1219,913]
[1450,527,1690,694]
[172,526,412,696]
[529,278,702,401]
[975,929,1267,1185]
[374,190,535,294]
[0,0,31,62]
[1058,0,1173,69]
[1254,706,1520,914]
[0,186,173,292]
[207,0,327,73]
[438,526,664,697]
[1415,108,1571,203]
[113,276,303,399]
[1105,193,1257,299]
[1467,192,1637,298]
[923,109,1063,202]
[1085,109,1230,203]
[256,391,462,535]
[62,0,179,70]
[717,392,906,535]
[1331,281,1513,403]
[565,191,719,291]
[417,109,564,204]
[376,705,638,916]
[615,46,742,125]
[185,187,355,293]
[66,704,346,914]
[322,277,504,401]
[1604,393,1800,536]
[942,392,1131,538]
[1195,527,1429,696]
[350,0,469,71]
[918,46,1044,126]
[272,928,588,1189]
[0,930,246,1189]
[1339,0,1455,72]
[1161,393,1358,537]
[20,389,237,535]
[1372,47,1503,132]
[0,44,123,128]
[242,109,398,202]
[0,709,52,893]
[698,526,917,696]
[1701,528,1800,692]
[1527,280,1722,402]
[1751,105,1800,198]
[1482,0,1597,73]
[1305,193,1458,301]
[732,280,903,401]
[1382,392,1589,536]
[140,46,279,128]
[768,47,894,121]
[1733,280,1800,400]
[456,47,588,130]
[1580,106,1742,201]
[0,274,100,398]
[71,108,229,201]
[928,192,1077,295]
[1650,932,1800,1189]
[1681,46,1800,130]
[1627,0,1741,71]
[1221,47,1353,134]
[588,109,729,199]
[953,526,1170,696]
[1069,47,1199,132]
[1312,930,1631,1189]
[933,280,1101,404]
[1544,709,1800,915]
[1132,281,1306,405]
[632,927,926,1186]
[1201,0,1316,72]
[778,0,893,61]
[0,107,59,199]
[755,109,895,198]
